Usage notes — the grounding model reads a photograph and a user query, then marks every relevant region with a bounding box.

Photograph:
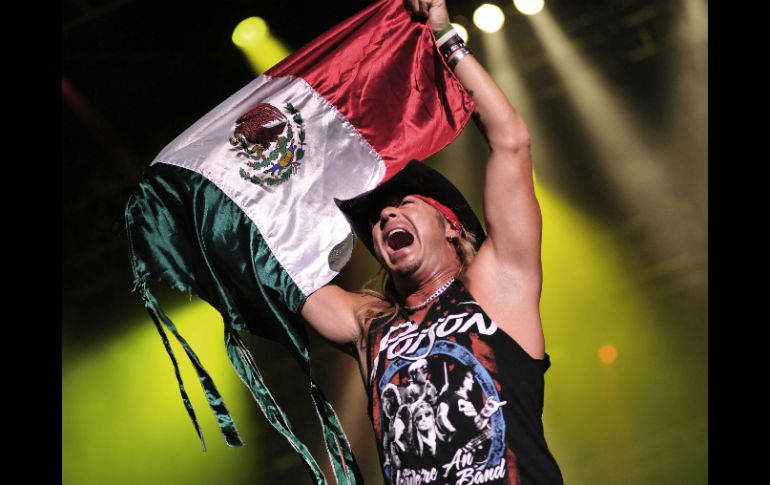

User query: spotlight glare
[451,22,469,43]
[599,344,618,365]
[473,4,505,33]
[514,0,545,16]
[232,17,269,48]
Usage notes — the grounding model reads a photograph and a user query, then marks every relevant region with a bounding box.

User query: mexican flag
[124,0,474,483]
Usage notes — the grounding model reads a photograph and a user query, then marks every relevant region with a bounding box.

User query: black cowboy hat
[334,160,486,256]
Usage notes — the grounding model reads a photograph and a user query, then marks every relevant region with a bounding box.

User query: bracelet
[447,47,471,70]
[442,41,464,58]
[434,24,472,70]
[435,25,461,49]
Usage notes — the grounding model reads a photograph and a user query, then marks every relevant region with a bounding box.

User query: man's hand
[406,0,450,33]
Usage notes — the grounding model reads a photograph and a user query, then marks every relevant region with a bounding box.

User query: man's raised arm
[456,56,540,275]
[414,0,542,283]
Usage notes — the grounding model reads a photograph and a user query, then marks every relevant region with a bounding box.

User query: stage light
[232,17,290,74]
[451,22,469,42]
[473,4,505,33]
[232,17,268,48]
[514,0,545,16]
[599,344,618,365]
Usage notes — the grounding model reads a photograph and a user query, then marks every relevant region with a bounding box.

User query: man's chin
[380,249,421,278]
[392,260,420,277]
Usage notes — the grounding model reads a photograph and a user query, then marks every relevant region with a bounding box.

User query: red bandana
[410,194,462,232]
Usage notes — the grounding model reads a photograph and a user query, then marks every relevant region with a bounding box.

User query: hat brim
[334,160,486,257]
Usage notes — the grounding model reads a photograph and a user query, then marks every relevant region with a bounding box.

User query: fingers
[419,0,431,17]
[406,0,429,19]
[406,0,421,16]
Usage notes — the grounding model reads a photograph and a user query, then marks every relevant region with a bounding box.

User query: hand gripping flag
[123,0,474,483]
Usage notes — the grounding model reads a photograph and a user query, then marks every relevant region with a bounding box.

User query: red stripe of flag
[266,0,474,183]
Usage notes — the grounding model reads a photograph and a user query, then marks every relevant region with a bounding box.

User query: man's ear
[445,223,461,241]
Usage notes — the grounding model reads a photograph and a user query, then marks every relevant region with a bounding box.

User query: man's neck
[395,265,459,310]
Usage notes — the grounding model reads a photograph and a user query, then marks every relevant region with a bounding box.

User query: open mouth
[386,228,415,251]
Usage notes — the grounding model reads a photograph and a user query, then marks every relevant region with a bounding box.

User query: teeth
[387,228,407,238]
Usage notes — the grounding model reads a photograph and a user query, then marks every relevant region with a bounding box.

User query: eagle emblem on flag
[230,101,307,186]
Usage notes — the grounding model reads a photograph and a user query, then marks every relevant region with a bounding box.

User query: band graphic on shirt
[377,339,508,485]
[370,308,498,386]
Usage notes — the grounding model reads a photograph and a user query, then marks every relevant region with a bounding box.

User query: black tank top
[366,279,563,485]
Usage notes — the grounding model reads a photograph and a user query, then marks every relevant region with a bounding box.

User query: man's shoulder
[461,246,546,360]
[463,243,542,307]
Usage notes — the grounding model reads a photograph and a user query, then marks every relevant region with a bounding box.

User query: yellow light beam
[536,182,706,483]
[232,17,291,75]
[63,300,262,485]
[476,29,561,175]
[527,9,705,274]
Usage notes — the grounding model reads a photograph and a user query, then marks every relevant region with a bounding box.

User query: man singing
[301,1,563,483]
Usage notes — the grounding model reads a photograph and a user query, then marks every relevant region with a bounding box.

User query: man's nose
[379,205,399,223]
